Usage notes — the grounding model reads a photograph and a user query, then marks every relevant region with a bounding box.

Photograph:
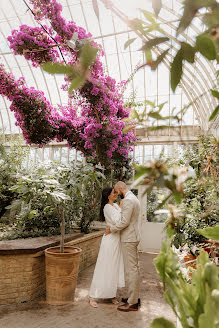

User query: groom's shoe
[117,303,139,312]
[121,298,141,306]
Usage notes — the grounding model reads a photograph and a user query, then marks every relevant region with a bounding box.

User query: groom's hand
[105,226,111,235]
[119,199,125,208]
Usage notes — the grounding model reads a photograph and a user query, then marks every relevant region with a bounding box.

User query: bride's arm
[104,204,121,226]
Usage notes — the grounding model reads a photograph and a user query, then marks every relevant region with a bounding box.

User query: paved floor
[0,253,176,328]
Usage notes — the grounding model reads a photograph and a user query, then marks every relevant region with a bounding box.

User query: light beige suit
[110,191,140,304]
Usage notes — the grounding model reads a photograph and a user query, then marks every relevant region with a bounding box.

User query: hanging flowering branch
[8,25,60,67]
[0,0,136,168]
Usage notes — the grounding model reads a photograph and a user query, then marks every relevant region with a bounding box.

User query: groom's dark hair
[99,187,113,221]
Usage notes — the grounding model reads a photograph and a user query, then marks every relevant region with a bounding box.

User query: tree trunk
[60,208,65,253]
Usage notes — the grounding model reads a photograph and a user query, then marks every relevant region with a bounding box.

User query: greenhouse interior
[0,0,218,327]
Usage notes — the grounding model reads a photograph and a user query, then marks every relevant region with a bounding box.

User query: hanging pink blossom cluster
[29,0,91,41]
[1,0,136,167]
[7,25,59,67]
[0,64,56,144]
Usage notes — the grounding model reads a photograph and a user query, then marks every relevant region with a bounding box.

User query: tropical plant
[150,240,219,328]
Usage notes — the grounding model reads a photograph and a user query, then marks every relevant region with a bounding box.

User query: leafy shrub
[0,139,27,218]
[3,161,106,239]
[5,166,72,238]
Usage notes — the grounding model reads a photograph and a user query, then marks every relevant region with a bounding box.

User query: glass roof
[0,0,218,140]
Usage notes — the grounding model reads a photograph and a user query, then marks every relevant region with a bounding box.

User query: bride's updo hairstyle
[99,187,113,221]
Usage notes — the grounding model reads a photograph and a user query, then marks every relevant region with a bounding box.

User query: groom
[105,181,141,312]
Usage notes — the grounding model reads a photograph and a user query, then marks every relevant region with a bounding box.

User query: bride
[89,187,125,308]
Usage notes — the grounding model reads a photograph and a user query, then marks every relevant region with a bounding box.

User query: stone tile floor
[0,253,176,328]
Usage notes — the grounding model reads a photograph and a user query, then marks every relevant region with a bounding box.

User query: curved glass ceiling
[0,0,218,140]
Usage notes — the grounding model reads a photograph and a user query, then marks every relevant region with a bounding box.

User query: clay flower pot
[184,253,197,269]
[45,246,82,305]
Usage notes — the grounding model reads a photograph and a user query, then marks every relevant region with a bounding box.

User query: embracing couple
[89,181,141,312]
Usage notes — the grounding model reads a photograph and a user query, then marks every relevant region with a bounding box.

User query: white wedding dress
[89,203,125,298]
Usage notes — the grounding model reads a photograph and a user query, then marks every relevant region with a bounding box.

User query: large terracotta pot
[45,246,82,305]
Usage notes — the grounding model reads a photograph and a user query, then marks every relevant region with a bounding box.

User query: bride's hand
[104,226,111,235]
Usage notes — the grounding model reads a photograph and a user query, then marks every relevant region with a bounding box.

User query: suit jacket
[110,191,140,242]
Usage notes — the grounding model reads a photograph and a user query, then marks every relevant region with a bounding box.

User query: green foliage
[169,136,219,252]
[151,241,219,328]
[197,225,219,241]
[131,135,218,254]
[68,76,85,93]
[41,62,76,75]
[126,1,219,120]
[139,37,169,51]
[170,49,183,92]
[0,139,27,218]
[196,34,217,60]
[80,42,98,70]
[132,160,184,205]
[58,162,105,233]
[181,42,196,63]
[210,90,219,121]
[42,42,98,93]
[177,0,217,35]
[1,160,107,239]
[123,99,181,133]
[151,317,175,328]
[186,135,218,178]
[147,189,169,222]
[124,38,137,49]
[211,90,219,98]
[150,49,170,70]
[5,165,71,239]
[209,105,219,121]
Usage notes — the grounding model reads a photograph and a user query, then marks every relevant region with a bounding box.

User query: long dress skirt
[89,232,125,298]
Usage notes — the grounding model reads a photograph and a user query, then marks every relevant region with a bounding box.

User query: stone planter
[45,246,82,305]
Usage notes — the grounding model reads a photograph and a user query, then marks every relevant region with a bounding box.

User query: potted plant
[6,166,82,305]
[41,176,82,305]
